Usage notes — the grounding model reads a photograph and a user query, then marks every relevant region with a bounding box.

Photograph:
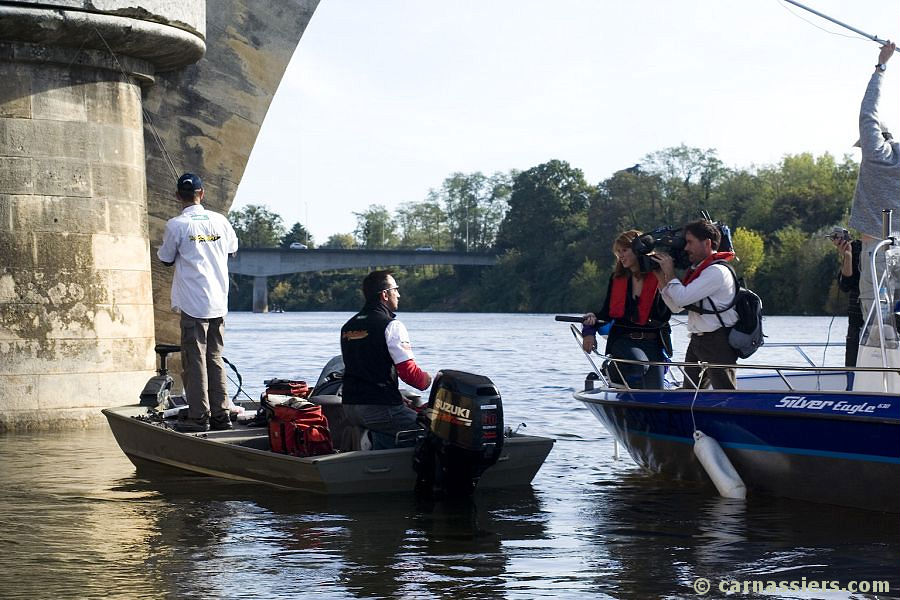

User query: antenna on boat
[780,0,900,49]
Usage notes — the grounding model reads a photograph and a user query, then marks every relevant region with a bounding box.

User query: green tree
[395,199,448,248]
[591,166,664,251]
[323,233,356,249]
[353,204,398,248]
[731,227,764,282]
[641,145,725,222]
[269,280,292,310]
[280,222,315,248]
[494,160,595,311]
[438,171,512,251]
[497,160,592,252]
[228,205,285,248]
[569,258,607,311]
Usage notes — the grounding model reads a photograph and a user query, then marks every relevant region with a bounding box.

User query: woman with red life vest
[581,229,673,389]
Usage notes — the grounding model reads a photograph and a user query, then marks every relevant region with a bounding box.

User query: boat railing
[567,323,900,393]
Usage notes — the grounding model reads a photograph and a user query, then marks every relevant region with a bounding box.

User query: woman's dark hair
[362,269,394,301]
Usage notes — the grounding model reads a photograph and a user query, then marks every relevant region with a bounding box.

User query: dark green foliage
[227,148,860,315]
[281,222,314,248]
[228,205,285,248]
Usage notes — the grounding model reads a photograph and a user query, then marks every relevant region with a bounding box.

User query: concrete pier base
[252,276,269,313]
[0,2,206,431]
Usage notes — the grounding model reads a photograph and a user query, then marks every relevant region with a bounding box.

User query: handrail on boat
[567,324,900,393]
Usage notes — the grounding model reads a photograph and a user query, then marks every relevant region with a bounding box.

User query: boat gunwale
[102,405,555,464]
[573,389,900,425]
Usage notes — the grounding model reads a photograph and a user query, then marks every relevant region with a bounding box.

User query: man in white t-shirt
[340,270,432,448]
[157,173,239,432]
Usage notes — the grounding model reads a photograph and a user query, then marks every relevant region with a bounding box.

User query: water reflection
[103,475,549,599]
[578,472,900,598]
[2,314,899,598]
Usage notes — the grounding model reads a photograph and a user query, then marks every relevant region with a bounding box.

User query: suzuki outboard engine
[413,370,504,498]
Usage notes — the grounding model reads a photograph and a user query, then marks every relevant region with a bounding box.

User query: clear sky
[232,0,900,244]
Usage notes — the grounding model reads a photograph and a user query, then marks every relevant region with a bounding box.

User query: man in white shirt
[157,173,239,432]
[653,220,739,389]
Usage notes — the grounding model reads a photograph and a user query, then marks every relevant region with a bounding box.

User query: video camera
[825,227,850,243]
[630,211,734,273]
[632,226,688,272]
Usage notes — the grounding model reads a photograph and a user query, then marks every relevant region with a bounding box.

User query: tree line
[228,144,859,315]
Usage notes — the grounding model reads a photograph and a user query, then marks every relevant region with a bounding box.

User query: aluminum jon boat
[103,405,553,494]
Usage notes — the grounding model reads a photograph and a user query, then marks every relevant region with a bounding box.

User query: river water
[1,313,898,599]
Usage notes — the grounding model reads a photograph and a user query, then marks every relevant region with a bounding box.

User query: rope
[90,27,180,181]
[689,364,708,433]
[776,0,869,41]
[223,356,256,403]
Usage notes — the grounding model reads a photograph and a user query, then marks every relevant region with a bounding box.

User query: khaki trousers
[180,313,229,421]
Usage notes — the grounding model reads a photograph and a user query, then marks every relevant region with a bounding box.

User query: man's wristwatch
[877,63,887,72]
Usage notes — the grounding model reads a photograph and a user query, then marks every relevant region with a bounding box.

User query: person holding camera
[581,229,673,389]
[850,41,899,342]
[831,233,863,367]
[653,220,739,390]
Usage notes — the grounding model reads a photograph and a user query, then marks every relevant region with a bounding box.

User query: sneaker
[174,417,209,433]
[210,414,233,431]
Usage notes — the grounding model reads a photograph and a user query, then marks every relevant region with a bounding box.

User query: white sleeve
[157,220,178,263]
[384,320,415,364]
[223,216,239,253]
[658,285,684,313]
[662,266,730,307]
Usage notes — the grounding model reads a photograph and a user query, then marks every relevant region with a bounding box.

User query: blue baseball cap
[176,173,203,193]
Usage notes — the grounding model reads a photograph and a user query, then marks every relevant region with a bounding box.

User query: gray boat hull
[103,405,554,494]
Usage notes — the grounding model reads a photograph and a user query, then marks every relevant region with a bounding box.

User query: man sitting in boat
[340,270,432,448]
[653,220,739,389]
[581,229,672,388]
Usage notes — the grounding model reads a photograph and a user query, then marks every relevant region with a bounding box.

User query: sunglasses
[382,286,399,294]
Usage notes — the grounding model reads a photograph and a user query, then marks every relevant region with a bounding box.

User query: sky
[232,0,900,244]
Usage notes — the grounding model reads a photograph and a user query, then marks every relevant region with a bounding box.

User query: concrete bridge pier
[253,276,269,314]
[0,2,206,430]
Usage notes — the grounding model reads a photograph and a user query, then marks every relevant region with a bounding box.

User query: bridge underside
[231,249,497,312]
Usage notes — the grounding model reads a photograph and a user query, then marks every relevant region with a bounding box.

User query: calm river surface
[1,313,898,599]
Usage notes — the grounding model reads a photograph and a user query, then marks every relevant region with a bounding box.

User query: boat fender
[692,430,746,500]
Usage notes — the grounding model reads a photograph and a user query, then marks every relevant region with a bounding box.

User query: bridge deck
[229,248,497,277]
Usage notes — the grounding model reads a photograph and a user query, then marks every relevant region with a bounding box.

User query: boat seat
[308,394,342,406]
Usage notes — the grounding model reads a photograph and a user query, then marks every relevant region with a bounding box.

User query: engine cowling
[414,370,504,498]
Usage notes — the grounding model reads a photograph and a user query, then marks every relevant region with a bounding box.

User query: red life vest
[682,251,735,285]
[609,271,659,325]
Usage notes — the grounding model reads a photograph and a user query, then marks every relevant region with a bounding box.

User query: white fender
[693,430,746,499]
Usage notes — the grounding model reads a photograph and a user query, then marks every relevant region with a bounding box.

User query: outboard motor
[413,370,504,498]
[139,344,181,408]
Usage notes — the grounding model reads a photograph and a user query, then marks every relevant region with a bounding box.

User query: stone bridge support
[0,1,205,430]
[253,276,269,314]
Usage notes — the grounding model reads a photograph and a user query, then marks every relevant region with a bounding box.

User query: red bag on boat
[266,398,333,457]
[264,378,309,398]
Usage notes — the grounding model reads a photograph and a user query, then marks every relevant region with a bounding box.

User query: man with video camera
[653,220,739,389]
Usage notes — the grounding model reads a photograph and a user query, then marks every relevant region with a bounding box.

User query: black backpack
[689,261,765,359]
